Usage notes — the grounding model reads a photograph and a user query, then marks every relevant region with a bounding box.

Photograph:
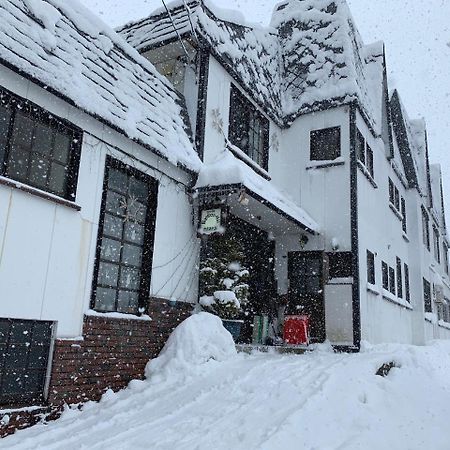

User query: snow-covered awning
[194,150,319,235]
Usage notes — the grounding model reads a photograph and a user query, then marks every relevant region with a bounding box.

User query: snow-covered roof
[119,0,386,132]
[118,0,283,125]
[194,150,319,233]
[0,0,201,171]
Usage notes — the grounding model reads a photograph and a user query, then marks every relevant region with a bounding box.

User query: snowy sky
[79,0,450,218]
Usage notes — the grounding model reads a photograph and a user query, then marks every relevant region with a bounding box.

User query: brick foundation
[48,300,192,406]
[0,300,192,437]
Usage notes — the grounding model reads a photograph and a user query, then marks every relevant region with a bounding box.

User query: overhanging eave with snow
[194,152,319,236]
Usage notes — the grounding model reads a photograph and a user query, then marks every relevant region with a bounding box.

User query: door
[288,252,326,343]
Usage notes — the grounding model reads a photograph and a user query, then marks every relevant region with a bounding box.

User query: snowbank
[145,312,237,381]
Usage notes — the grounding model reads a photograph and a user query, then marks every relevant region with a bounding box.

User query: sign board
[199,208,223,235]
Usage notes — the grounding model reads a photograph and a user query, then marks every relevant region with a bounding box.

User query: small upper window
[367,250,375,285]
[356,129,365,164]
[433,226,441,263]
[382,261,388,290]
[229,86,269,170]
[310,126,341,161]
[0,90,81,200]
[422,207,430,250]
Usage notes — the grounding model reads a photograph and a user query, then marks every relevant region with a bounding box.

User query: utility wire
[161,0,191,61]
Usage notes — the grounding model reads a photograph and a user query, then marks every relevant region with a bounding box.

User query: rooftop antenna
[161,0,191,61]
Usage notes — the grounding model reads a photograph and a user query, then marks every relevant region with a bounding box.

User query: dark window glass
[310,126,341,161]
[444,243,449,275]
[389,178,394,205]
[0,90,81,199]
[433,226,440,263]
[366,144,374,177]
[367,250,375,284]
[401,197,407,233]
[404,263,410,303]
[328,252,352,278]
[423,278,432,313]
[0,102,12,168]
[92,160,157,314]
[229,86,269,169]
[382,261,388,290]
[0,319,54,406]
[389,266,395,294]
[394,187,400,211]
[396,257,403,299]
[356,129,365,164]
[422,207,430,250]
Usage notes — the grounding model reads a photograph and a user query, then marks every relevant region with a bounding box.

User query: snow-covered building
[119,0,450,349]
[0,0,202,426]
[0,0,449,431]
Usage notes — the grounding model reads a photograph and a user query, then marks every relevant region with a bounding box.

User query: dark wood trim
[349,103,361,350]
[0,176,81,211]
[90,156,159,314]
[306,160,345,170]
[195,47,210,161]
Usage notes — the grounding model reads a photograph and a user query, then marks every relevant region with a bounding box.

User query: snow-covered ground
[3,313,450,450]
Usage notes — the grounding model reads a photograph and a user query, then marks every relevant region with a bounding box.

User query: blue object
[222,319,243,341]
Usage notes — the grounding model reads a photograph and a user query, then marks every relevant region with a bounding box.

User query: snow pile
[145,312,237,381]
[195,150,319,232]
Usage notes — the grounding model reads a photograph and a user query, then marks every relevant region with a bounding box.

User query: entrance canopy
[194,150,319,236]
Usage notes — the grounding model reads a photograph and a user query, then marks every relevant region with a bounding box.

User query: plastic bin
[283,315,310,345]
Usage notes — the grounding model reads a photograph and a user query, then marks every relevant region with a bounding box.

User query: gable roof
[0,0,201,172]
[118,0,284,125]
[119,0,386,133]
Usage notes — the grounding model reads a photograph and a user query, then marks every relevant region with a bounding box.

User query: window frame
[310,126,341,162]
[367,250,375,285]
[422,207,430,250]
[90,157,158,314]
[389,266,396,295]
[433,225,441,263]
[382,261,389,291]
[404,263,410,303]
[423,278,432,313]
[401,197,407,233]
[396,257,403,299]
[228,85,270,170]
[0,88,82,201]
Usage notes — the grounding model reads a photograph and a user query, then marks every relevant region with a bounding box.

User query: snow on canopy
[195,149,320,233]
[119,0,386,133]
[0,0,201,171]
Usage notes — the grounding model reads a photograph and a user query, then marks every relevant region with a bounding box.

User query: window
[389,266,396,294]
[356,129,365,164]
[92,159,158,314]
[394,188,400,211]
[444,298,450,323]
[396,257,403,299]
[0,90,81,200]
[310,126,341,161]
[433,226,441,263]
[404,263,410,303]
[382,261,388,290]
[0,319,54,406]
[366,144,374,178]
[144,39,197,95]
[367,250,375,285]
[328,252,352,278]
[422,207,430,250]
[401,197,407,233]
[389,178,395,205]
[229,86,269,169]
[444,243,449,275]
[423,278,432,313]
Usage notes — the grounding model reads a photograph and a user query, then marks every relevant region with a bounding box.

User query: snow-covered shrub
[199,235,249,319]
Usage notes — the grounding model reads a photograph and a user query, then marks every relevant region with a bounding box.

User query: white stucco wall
[0,64,198,338]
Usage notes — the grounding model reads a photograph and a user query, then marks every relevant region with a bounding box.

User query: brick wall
[48,299,192,406]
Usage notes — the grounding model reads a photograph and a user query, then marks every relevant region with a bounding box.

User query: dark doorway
[200,215,276,342]
[288,252,326,343]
